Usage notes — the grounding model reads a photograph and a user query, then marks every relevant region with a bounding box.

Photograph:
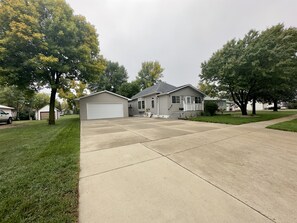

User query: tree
[0,86,26,120]
[136,61,164,89]
[200,30,260,115]
[117,81,141,98]
[198,81,220,97]
[58,80,87,113]
[0,85,49,120]
[255,24,297,111]
[0,0,104,124]
[89,60,128,93]
[31,93,50,110]
[200,24,297,115]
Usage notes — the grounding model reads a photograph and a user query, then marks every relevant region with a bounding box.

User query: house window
[172,96,180,103]
[195,97,201,103]
[138,100,145,110]
[151,99,154,108]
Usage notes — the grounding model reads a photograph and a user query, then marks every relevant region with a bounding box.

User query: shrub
[204,102,218,116]
[288,102,297,109]
[18,110,35,120]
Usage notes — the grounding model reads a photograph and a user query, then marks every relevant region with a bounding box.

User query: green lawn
[190,110,297,125]
[0,115,80,222]
[267,118,297,132]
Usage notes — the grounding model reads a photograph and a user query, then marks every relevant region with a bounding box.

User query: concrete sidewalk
[79,117,297,223]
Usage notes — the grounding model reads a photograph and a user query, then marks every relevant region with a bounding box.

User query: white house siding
[247,102,268,111]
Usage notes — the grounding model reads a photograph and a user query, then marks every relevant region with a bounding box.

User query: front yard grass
[0,115,80,222]
[190,110,297,125]
[267,118,297,132]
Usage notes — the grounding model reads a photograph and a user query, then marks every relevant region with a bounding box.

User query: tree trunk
[49,88,57,125]
[252,97,256,115]
[273,99,278,112]
[241,104,248,115]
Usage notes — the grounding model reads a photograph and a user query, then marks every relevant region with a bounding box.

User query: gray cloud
[66,0,297,87]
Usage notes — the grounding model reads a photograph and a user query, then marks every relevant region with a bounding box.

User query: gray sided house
[204,96,228,111]
[129,82,205,119]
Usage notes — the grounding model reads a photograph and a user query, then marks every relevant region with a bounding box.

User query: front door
[185,96,191,104]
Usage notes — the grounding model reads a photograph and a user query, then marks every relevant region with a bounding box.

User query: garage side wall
[128,100,139,116]
[79,92,128,120]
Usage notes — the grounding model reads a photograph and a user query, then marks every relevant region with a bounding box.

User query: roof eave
[131,92,158,100]
[158,85,206,96]
[76,90,130,101]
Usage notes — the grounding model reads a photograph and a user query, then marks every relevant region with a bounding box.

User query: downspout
[156,96,160,116]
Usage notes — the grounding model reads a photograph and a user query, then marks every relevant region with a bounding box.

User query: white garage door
[87,103,124,120]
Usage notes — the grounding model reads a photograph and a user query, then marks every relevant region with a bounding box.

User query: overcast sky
[66,0,297,87]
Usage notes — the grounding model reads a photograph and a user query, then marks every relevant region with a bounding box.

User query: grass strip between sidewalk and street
[266,118,297,132]
[190,110,297,125]
[0,115,80,222]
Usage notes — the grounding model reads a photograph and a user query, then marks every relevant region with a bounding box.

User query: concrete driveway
[79,116,297,223]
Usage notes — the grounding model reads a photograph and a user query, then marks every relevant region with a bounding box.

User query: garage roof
[0,104,14,109]
[77,90,130,101]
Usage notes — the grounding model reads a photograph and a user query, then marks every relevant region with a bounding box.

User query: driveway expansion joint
[79,156,162,180]
[141,137,276,223]
[165,156,277,223]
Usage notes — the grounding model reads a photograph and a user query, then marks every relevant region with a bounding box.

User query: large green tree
[200,24,297,115]
[0,0,104,124]
[117,81,141,98]
[136,61,164,89]
[255,24,297,111]
[89,60,128,93]
[200,30,260,115]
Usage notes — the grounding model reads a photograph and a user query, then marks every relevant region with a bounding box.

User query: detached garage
[36,105,60,120]
[78,90,129,120]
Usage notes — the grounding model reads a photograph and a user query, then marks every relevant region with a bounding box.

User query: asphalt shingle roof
[131,82,177,100]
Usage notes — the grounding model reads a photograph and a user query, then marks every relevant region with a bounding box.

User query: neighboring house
[77,90,129,120]
[246,102,268,111]
[0,104,15,117]
[129,82,205,119]
[204,96,231,111]
[35,105,60,120]
[226,101,284,111]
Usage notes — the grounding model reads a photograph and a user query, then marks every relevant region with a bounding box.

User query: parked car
[0,110,12,124]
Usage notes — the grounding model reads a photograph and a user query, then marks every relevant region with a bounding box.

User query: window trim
[195,96,202,103]
[172,96,180,103]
